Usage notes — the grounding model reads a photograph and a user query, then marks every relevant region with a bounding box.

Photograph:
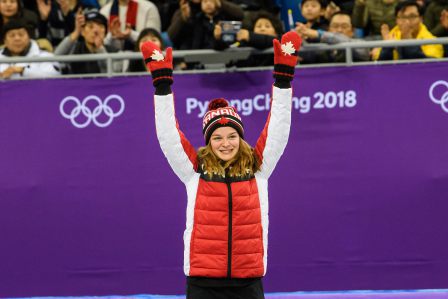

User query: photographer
[214,11,282,66]
[167,0,243,49]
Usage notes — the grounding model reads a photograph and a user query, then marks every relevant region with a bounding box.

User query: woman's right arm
[142,42,198,184]
[154,94,198,184]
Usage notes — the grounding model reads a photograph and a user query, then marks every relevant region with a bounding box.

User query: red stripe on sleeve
[254,85,276,167]
[172,96,198,171]
[254,112,271,167]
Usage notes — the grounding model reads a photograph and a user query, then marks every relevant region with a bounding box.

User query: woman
[141,31,301,299]
[0,0,38,38]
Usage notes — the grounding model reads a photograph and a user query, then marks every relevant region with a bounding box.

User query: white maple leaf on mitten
[281,41,296,56]
[151,49,165,61]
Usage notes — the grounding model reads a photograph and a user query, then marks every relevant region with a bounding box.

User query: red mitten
[140,41,173,87]
[272,31,302,85]
[273,31,302,66]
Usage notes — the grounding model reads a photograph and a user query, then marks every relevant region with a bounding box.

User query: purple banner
[1,62,447,297]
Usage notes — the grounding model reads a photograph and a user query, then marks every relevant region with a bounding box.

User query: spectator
[168,0,243,49]
[55,9,118,74]
[21,0,100,18]
[215,10,281,49]
[0,0,39,37]
[151,0,178,32]
[0,19,60,79]
[127,27,164,72]
[189,0,220,49]
[352,0,397,37]
[239,0,280,29]
[296,11,369,62]
[36,0,80,47]
[423,0,448,35]
[214,10,282,66]
[374,0,444,60]
[299,0,329,34]
[277,0,305,32]
[101,0,161,51]
[36,0,100,48]
[435,8,448,56]
[438,8,448,36]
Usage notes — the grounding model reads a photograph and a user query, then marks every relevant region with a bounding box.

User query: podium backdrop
[0,63,447,297]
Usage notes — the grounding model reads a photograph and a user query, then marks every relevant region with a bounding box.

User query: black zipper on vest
[225,177,233,278]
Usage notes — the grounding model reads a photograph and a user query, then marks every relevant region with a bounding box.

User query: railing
[1,37,448,79]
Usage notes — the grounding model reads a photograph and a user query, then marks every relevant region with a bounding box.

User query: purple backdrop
[0,63,447,297]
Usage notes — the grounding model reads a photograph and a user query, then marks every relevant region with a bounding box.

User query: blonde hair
[198,138,260,178]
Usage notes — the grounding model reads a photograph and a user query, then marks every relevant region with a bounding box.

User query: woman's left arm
[255,32,302,179]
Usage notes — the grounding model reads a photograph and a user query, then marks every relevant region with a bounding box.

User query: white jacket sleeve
[254,86,292,179]
[21,61,61,78]
[154,93,198,184]
[16,52,60,78]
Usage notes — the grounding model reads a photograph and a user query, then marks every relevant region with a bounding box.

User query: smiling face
[210,126,240,162]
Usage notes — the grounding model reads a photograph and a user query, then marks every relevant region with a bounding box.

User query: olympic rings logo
[60,95,125,128]
[429,80,448,113]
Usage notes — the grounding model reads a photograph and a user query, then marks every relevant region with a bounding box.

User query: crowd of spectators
[0,0,447,78]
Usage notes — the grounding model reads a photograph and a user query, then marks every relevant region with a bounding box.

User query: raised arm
[141,42,198,184]
[255,31,302,179]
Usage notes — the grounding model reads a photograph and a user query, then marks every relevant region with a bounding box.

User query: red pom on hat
[208,98,229,111]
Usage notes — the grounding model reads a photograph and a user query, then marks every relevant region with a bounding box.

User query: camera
[220,21,242,44]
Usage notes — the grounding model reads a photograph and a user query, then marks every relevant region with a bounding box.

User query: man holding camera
[167,0,244,50]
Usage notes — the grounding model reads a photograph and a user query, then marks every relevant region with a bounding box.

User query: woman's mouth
[220,149,233,154]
